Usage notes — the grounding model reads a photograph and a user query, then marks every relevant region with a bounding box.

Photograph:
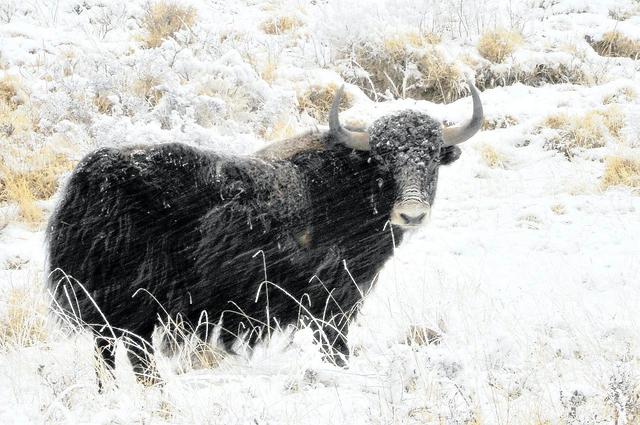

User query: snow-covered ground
[1,0,640,423]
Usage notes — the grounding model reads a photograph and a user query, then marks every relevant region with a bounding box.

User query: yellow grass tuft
[260,15,302,35]
[406,325,441,346]
[413,49,463,103]
[603,86,637,104]
[260,57,279,85]
[602,157,640,191]
[480,144,507,168]
[482,115,518,130]
[550,203,567,215]
[94,93,114,115]
[0,75,21,107]
[383,31,441,53]
[539,107,625,157]
[297,83,353,122]
[132,75,163,107]
[0,147,75,226]
[141,1,196,49]
[477,29,523,63]
[0,286,48,351]
[590,31,640,59]
[263,118,296,141]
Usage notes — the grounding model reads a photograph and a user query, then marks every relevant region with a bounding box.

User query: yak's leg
[94,335,117,392]
[123,328,160,386]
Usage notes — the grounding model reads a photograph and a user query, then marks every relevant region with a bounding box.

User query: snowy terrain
[1,0,640,423]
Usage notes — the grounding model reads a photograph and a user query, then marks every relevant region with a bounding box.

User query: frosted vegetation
[1,0,640,423]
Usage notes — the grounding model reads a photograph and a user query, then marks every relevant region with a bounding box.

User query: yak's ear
[440,145,461,165]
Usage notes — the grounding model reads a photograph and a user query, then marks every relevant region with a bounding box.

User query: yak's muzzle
[390,201,431,228]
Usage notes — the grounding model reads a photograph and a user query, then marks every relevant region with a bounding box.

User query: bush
[602,157,640,191]
[475,62,591,91]
[0,286,48,351]
[339,38,464,103]
[0,147,75,225]
[477,29,523,63]
[538,107,625,158]
[297,83,352,122]
[589,31,640,59]
[141,1,196,49]
[260,15,302,35]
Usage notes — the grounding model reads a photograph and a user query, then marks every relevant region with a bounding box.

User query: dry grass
[413,49,463,103]
[262,118,296,141]
[480,144,507,169]
[0,75,35,139]
[0,146,75,225]
[340,35,463,103]
[539,107,625,157]
[405,325,441,346]
[604,86,637,105]
[132,75,163,107]
[477,29,523,63]
[141,1,196,49]
[94,93,114,115]
[482,115,518,130]
[297,83,353,122]
[590,31,640,59]
[260,15,302,35]
[601,157,640,191]
[0,285,48,351]
[260,57,279,85]
[475,62,591,90]
[383,31,441,52]
[550,203,567,215]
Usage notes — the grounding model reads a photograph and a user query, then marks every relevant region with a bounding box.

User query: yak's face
[327,80,482,229]
[368,111,461,228]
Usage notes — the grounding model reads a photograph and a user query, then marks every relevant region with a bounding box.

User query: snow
[1,0,640,423]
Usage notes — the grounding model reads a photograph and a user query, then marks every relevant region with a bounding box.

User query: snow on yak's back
[47,83,483,387]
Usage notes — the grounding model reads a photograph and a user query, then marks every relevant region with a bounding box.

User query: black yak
[47,81,483,386]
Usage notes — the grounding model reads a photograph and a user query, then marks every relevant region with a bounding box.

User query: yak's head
[329,80,483,229]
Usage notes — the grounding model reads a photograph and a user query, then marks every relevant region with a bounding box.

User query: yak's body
[48,138,401,375]
[48,82,482,386]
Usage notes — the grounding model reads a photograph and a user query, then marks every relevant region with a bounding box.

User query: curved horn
[442,79,483,146]
[329,85,370,151]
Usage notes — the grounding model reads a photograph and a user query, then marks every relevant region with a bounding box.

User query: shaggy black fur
[47,111,461,386]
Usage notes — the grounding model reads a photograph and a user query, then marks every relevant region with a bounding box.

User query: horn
[329,85,370,151]
[442,79,484,146]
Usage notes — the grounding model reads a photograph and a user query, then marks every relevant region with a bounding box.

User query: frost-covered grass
[1,0,640,423]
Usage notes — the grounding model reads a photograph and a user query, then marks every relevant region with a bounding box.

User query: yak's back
[46,143,226,326]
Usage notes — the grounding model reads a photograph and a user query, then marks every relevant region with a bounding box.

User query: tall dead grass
[538,107,625,158]
[141,1,196,48]
[0,147,75,225]
[477,29,523,63]
[297,84,353,122]
[602,157,640,191]
[0,285,48,351]
[589,31,640,59]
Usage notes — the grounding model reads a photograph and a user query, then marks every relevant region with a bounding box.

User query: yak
[47,81,483,387]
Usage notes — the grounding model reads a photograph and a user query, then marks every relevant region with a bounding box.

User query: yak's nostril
[400,212,426,224]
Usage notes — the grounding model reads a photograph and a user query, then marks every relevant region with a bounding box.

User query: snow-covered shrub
[477,29,523,63]
[602,157,640,191]
[537,107,625,158]
[260,15,303,35]
[589,31,640,59]
[337,37,464,102]
[475,62,591,90]
[297,83,352,122]
[141,1,196,48]
[479,144,508,169]
[0,285,48,351]
[0,146,75,225]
